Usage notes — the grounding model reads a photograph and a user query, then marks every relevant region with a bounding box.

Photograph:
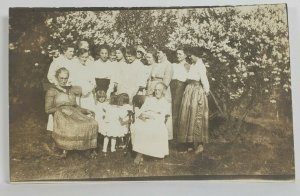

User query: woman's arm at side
[163,62,174,87]
[45,88,60,114]
[199,60,210,94]
[47,58,58,84]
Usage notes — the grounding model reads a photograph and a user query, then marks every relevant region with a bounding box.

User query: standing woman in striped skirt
[177,47,210,154]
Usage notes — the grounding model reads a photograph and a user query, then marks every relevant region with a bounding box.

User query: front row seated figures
[94,90,132,156]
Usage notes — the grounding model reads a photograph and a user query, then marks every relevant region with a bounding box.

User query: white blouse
[92,60,118,97]
[69,58,95,96]
[92,60,113,80]
[47,55,76,85]
[138,65,152,88]
[172,61,188,82]
[186,59,210,93]
[116,60,144,99]
[150,60,173,86]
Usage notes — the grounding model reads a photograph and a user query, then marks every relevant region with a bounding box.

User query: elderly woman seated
[131,82,170,164]
[45,67,98,157]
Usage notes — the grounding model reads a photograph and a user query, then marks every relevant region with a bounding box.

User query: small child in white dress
[94,90,109,131]
[96,93,132,155]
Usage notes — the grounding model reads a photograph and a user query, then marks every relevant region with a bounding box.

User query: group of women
[45,40,210,164]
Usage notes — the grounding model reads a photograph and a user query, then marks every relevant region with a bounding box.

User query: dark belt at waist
[171,79,186,86]
[151,77,163,81]
[186,79,200,85]
[171,79,185,83]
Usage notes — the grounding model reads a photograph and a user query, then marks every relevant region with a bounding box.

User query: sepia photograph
[9,4,294,182]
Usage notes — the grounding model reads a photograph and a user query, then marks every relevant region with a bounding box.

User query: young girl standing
[97,93,131,155]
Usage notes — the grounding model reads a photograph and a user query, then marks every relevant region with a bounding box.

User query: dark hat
[95,78,110,93]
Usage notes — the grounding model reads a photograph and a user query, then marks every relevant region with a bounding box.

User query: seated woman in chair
[45,67,98,157]
[131,82,170,164]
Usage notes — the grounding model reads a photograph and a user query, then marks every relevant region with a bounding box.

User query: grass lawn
[9,109,295,182]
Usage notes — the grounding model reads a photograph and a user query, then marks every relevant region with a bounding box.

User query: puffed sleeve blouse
[186,59,210,93]
[150,61,174,87]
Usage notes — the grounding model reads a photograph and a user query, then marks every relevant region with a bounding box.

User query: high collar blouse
[150,60,173,87]
[47,55,77,85]
[172,61,188,82]
[92,59,113,79]
[69,57,95,95]
[186,59,210,93]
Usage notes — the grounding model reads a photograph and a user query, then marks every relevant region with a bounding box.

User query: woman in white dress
[70,48,96,112]
[46,43,76,132]
[136,49,155,93]
[93,45,115,99]
[131,49,156,109]
[77,40,94,63]
[47,43,76,85]
[109,46,126,95]
[117,47,144,102]
[131,82,170,164]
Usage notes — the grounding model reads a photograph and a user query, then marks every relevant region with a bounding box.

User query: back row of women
[45,40,210,164]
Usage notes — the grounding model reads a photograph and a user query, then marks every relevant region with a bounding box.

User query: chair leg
[134,153,143,165]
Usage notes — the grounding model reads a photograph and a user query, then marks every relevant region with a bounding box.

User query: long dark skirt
[53,106,98,150]
[170,79,186,139]
[177,82,209,144]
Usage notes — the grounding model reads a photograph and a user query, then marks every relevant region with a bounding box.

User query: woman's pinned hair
[146,47,157,58]
[55,67,69,78]
[176,46,187,54]
[125,46,136,56]
[185,47,202,57]
[77,48,89,57]
[96,44,110,54]
[156,46,169,55]
[115,45,126,57]
[110,93,130,106]
[61,42,75,53]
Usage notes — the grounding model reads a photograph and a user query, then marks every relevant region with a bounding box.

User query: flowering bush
[166,5,290,120]
[9,5,292,121]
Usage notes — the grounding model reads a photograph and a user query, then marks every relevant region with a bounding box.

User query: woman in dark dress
[177,48,210,154]
[45,67,98,157]
[170,48,188,140]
